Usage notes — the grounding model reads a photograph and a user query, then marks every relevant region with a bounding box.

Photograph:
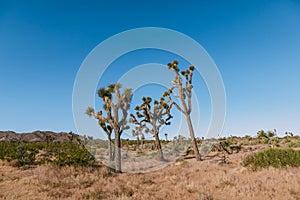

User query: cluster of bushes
[243,148,300,170]
[286,141,300,148]
[0,141,95,167]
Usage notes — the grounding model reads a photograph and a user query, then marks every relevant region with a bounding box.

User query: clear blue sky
[0,0,299,137]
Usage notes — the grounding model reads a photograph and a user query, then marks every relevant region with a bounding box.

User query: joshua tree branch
[167,94,185,114]
[187,92,192,115]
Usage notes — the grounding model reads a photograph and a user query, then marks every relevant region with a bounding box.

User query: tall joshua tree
[86,83,132,172]
[164,60,201,161]
[130,97,173,160]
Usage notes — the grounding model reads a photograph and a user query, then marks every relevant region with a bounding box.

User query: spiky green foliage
[107,84,116,93]
[85,107,95,116]
[189,65,195,71]
[167,60,180,72]
[162,91,169,97]
[123,88,133,102]
[98,88,112,99]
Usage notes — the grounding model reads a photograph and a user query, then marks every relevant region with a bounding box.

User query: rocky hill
[0,131,79,142]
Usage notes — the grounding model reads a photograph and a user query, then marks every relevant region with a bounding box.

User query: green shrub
[0,141,94,167]
[0,142,18,161]
[242,148,300,170]
[15,143,39,166]
[287,141,300,148]
[46,142,95,166]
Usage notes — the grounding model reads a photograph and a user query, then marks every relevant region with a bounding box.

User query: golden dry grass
[0,145,299,200]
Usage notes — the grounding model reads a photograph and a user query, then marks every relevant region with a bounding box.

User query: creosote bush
[243,148,300,170]
[0,141,95,167]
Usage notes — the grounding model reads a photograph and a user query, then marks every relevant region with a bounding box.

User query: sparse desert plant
[199,192,214,200]
[164,60,201,160]
[242,148,300,170]
[244,135,252,140]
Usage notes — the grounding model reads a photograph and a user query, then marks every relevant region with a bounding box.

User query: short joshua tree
[86,107,114,161]
[86,83,132,172]
[132,123,146,150]
[130,97,173,161]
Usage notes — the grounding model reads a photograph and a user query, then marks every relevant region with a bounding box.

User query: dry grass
[0,145,300,200]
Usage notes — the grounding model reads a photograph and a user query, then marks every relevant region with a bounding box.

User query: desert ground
[0,142,299,200]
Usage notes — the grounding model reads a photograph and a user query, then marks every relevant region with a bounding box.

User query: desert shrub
[242,148,300,170]
[15,143,39,166]
[262,139,269,144]
[287,141,300,148]
[271,138,280,147]
[0,141,94,167]
[199,192,214,200]
[200,141,214,154]
[48,142,95,166]
[0,142,18,160]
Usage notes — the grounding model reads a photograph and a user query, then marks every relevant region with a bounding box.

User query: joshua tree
[132,126,145,149]
[257,130,278,147]
[86,83,132,172]
[164,60,201,161]
[130,97,173,160]
[285,131,294,137]
[164,133,168,141]
[86,107,114,161]
[267,130,275,138]
[257,130,267,139]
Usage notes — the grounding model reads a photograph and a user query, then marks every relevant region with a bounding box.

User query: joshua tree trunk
[141,136,144,149]
[114,131,122,173]
[108,136,114,161]
[136,136,140,149]
[154,132,164,161]
[186,114,201,161]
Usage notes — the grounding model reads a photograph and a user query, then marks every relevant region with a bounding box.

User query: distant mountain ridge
[0,131,79,142]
